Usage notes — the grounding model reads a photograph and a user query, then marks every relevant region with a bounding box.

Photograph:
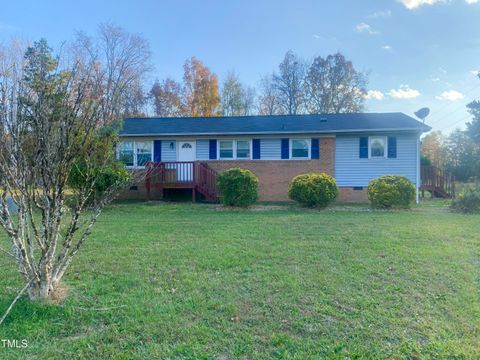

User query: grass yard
[0,201,479,359]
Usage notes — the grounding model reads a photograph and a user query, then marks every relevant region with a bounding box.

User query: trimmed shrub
[288,173,338,208]
[367,175,416,209]
[217,168,258,207]
[451,184,480,213]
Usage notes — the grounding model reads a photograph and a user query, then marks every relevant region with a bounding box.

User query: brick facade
[206,137,335,201]
[337,187,369,203]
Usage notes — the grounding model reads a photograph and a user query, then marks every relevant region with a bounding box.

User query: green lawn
[0,201,479,359]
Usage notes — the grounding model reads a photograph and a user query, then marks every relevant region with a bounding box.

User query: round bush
[217,168,258,207]
[450,184,480,213]
[367,175,416,209]
[288,173,338,208]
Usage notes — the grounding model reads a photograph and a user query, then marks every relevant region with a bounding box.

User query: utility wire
[427,84,480,127]
[437,113,472,132]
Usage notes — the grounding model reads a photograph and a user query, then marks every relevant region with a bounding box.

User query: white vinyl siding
[260,139,281,160]
[335,133,418,187]
[196,140,209,160]
[161,140,177,162]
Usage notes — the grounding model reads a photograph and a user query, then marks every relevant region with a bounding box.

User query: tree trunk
[27,279,56,301]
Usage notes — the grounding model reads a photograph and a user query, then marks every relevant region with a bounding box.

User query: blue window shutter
[153,140,162,162]
[252,139,261,159]
[209,139,217,159]
[311,138,320,159]
[281,138,289,159]
[388,136,397,158]
[359,137,368,158]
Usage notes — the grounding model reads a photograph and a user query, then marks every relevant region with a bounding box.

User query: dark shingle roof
[119,113,431,136]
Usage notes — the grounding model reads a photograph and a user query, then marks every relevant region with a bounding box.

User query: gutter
[119,127,431,137]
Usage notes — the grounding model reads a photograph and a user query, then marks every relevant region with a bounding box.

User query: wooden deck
[420,165,455,198]
[145,161,218,202]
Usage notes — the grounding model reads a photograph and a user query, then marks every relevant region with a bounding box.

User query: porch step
[420,165,455,199]
[145,161,219,202]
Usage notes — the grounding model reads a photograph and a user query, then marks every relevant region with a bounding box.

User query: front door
[177,141,196,181]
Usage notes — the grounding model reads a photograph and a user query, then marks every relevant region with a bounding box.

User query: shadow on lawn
[0,295,66,328]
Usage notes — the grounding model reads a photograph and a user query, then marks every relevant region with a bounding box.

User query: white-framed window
[218,140,251,160]
[290,139,310,159]
[117,140,153,168]
[219,140,234,159]
[236,140,250,159]
[118,141,134,167]
[369,136,386,158]
[136,141,153,166]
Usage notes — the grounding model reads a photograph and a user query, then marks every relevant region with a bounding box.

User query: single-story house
[117,113,431,202]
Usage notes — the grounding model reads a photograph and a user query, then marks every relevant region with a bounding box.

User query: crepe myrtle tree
[0,38,137,314]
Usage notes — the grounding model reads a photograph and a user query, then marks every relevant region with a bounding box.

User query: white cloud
[398,0,445,9]
[355,22,379,35]
[430,76,441,82]
[399,0,478,9]
[365,90,385,100]
[381,45,393,50]
[388,85,421,99]
[312,34,321,39]
[436,90,464,101]
[368,10,392,18]
[470,70,480,76]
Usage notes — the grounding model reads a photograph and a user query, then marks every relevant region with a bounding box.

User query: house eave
[119,128,429,137]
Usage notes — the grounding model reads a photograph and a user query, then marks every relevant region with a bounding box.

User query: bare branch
[0,278,33,326]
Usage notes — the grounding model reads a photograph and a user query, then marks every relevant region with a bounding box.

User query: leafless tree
[304,52,367,114]
[73,23,152,123]
[257,74,281,115]
[124,78,149,117]
[0,36,137,311]
[220,72,256,116]
[221,72,244,116]
[242,86,256,116]
[272,51,307,115]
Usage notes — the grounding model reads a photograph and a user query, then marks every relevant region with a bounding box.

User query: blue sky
[1,0,480,132]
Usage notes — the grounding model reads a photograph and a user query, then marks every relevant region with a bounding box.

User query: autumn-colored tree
[183,57,220,117]
[421,131,445,168]
[150,78,185,117]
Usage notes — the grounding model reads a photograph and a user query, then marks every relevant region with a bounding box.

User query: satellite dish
[414,107,430,123]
